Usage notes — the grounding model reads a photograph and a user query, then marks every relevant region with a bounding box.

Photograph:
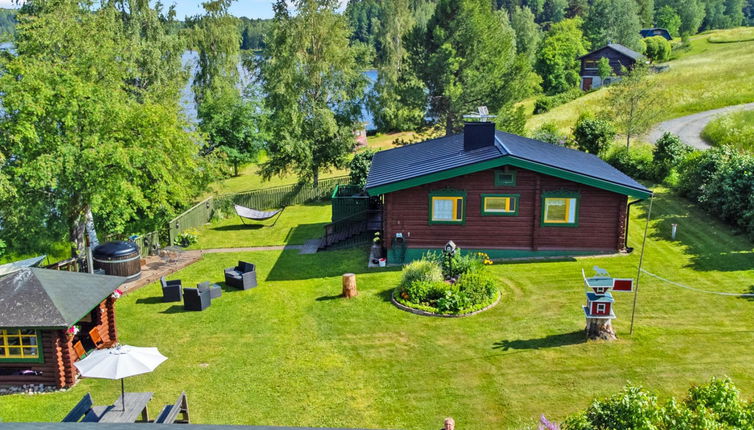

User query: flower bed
[393,251,500,316]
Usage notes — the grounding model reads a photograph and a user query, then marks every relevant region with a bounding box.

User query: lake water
[181,51,378,130]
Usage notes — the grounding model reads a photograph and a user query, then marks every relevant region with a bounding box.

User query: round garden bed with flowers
[392,250,500,317]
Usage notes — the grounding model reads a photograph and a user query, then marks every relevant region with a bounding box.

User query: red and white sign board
[612,278,634,292]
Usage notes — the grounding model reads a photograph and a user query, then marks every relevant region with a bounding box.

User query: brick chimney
[463,122,496,151]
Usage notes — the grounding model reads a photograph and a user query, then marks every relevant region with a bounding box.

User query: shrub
[643,36,671,63]
[441,250,485,279]
[604,145,654,180]
[399,259,443,289]
[456,270,497,304]
[348,149,377,188]
[175,230,198,247]
[436,290,471,313]
[532,122,569,146]
[533,88,582,114]
[404,279,448,304]
[573,114,616,156]
[652,132,693,181]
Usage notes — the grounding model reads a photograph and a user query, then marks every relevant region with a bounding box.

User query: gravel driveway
[647,102,754,150]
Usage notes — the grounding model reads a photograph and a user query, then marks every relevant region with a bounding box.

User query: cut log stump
[342,273,357,298]
[585,318,617,341]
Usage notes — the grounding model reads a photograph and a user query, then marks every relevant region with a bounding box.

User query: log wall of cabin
[383,167,628,253]
[580,48,636,76]
[0,298,118,388]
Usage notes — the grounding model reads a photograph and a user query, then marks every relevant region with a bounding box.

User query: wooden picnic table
[91,392,153,423]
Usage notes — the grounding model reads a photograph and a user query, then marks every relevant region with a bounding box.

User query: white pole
[630,195,653,335]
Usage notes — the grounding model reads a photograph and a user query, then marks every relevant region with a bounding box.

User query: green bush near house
[604,144,654,180]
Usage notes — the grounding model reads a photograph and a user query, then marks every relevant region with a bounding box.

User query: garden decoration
[582,267,633,340]
[342,273,357,298]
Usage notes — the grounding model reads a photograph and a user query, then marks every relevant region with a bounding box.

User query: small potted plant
[66,325,80,340]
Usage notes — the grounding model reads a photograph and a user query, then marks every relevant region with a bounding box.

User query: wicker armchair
[224,261,257,290]
[160,277,183,303]
[183,288,210,311]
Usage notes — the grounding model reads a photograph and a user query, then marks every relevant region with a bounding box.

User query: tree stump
[342,273,357,298]
[585,318,617,341]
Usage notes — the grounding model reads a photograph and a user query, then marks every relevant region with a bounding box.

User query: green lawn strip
[186,202,331,250]
[1,188,753,429]
[527,28,754,134]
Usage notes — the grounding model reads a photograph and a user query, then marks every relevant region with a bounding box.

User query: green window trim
[481,193,520,216]
[428,190,467,225]
[541,191,580,227]
[494,169,516,186]
[0,329,44,364]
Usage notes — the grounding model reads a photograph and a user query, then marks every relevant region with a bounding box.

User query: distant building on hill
[640,28,673,40]
[578,43,643,91]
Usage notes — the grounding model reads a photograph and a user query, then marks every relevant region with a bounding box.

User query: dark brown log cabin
[579,43,643,91]
[365,122,652,264]
[0,269,123,388]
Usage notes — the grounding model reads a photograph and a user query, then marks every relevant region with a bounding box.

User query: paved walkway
[199,239,320,255]
[647,102,754,150]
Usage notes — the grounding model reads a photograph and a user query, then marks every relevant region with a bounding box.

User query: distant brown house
[0,269,124,388]
[579,43,643,91]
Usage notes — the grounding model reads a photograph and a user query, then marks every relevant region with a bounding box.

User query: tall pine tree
[409,0,529,135]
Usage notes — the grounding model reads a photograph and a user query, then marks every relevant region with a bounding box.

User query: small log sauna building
[579,43,642,91]
[0,268,124,388]
[365,122,652,264]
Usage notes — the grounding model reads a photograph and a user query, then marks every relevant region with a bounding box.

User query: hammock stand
[234,204,285,227]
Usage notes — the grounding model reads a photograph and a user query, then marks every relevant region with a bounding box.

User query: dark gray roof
[365,129,651,197]
[579,43,643,61]
[0,268,126,328]
[0,424,387,430]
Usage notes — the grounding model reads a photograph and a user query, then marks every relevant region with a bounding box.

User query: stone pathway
[647,102,754,150]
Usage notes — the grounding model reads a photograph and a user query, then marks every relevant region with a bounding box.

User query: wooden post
[342,273,357,298]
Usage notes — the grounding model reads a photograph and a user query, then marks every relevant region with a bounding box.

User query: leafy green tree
[583,0,643,51]
[409,0,529,135]
[655,5,682,36]
[495,105,528,135]
[643,35,671,63]
[573,114,616,155]
[367,0,426,132]
[605,65,663,148]
[535,18,588,95]
[702,0,745,29]
[510,6,542,61]
[345,0,382,49]
[0,0,207,256]
[566,0,589,18]
[635,0,655,27]
[597,57,613,81]
[657,0,705,35]
[258,0,367,185]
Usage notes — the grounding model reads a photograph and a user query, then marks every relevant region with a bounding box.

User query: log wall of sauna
[383,167,627,252]
[0,298,118,388]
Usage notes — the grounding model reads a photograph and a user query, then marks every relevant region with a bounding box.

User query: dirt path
[647,102,754,150]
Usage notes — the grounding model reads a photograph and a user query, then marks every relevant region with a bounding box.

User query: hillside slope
[526,27,754,134]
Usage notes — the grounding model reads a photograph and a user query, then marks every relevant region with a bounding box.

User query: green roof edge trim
[366,156,652,199]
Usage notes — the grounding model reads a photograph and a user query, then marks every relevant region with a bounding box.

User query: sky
[0,0,277,19]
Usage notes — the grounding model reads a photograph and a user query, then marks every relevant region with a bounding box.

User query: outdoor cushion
[224,261,257,290]
[183,288,210,311]
[160,277,182,303]
[197,282,222,300]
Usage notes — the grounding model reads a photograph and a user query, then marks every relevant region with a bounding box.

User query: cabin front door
[582,77,593,91]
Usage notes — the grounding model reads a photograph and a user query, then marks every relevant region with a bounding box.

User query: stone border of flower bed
[390,288,501,318]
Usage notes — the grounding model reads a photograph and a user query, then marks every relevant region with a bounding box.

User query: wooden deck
[120,251,202,293]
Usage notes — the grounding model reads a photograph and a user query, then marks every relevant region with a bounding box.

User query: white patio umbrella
[74,345,167,411]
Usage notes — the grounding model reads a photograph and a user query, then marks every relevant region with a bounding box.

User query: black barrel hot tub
[92,241,141,280]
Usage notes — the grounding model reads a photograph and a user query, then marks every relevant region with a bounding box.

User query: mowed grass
[1,187,753,429]
[186,202,331,250]
[701,109,754,151]
[527,27,754,133]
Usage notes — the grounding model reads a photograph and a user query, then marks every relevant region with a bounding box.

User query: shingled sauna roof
[0,268,125,328]
[365,128,652,199]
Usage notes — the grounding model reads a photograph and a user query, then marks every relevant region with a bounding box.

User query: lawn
[2,187,753,429]
[526,27,754,134]
[186,202,331,250]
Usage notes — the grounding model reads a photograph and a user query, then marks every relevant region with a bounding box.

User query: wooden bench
[154,391,190,424]
[61,393,102,423]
